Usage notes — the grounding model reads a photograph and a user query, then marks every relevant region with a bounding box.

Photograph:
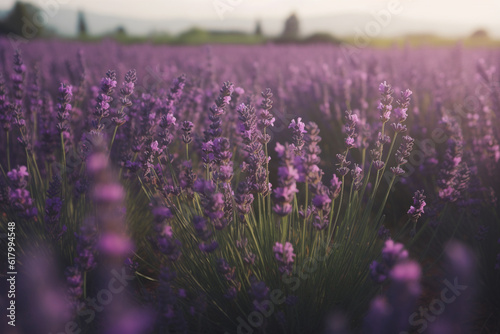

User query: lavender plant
[0,40,498,334]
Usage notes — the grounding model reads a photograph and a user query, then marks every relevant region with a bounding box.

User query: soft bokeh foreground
[0,40,499,333]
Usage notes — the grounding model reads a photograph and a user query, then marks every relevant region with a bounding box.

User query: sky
[0,0,498,23]
[0,0,499,36]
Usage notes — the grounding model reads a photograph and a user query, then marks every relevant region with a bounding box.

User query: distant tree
[470,29,489,39]
[255,20,262,36]
[78,11,87,37]
[281,13,299,40]
[0,1,43,38]
[116,26,126,36]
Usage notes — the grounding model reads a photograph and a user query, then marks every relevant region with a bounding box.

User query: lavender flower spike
[289,117,307,153]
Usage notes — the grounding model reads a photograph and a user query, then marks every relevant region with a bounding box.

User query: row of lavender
[0,39,499,333]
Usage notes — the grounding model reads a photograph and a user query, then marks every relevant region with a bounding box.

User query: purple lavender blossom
[390,135,414,176]
[181,121,194,144]
[391,89,412,133]
[94,70,117,122]
[370,239,409,283]
[0,72,12,132]
[235,180,254,220]
[249,277,270,313]
[377,225,391,240]
[12,50,26,105]
[237,102,269,196]
[330,174,342,199]
[336,110,357,176]
[74,217,98,271]
[65,265,84,313]
[56,83,72,133]
[192,215,219,253]
[273,241,296,274]
[178,160,196,199]
[156,266,187,332]
[302,121,323,187]
[157,75,185,149]
[205,81,233,141]
[113,69,136,126]
[427,241,476,333]
[151,204,181,260]
[273,143,299,216]
[350,163,363,191]
[407,189,426,223]
[44,174,63,238]
[377,81,393,123]
[194,179,227,229]
[289,117,307,153]
[363,260,421,334]
[217,258,240,299]
[259,88,275,128]
[7,166,37,219]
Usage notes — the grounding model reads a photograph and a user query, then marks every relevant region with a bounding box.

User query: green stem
[6,130,10,171]
[264,128,271,222]
[60,132,66,176]
[281,215,289,244]
[83,271,87,299]
[327,199,336,240]
[333,177,346,231]
[374,174,396,224]
[109,125,119,154]
[373,132,398,196]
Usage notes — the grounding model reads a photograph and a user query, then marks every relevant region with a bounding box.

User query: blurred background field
[0,1,499,334]
[1,1,500,47]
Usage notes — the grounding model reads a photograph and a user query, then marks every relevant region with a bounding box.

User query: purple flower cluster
[289,117,307,154]
[437,121,470,202]
[259,88,275,131]
[156,267,187,332]
[56,83,72,133]
[407,189,426,223]
[370,239,409,283]
[273,143,298,216]
[217,258,240,300]
[113,68,137,126]
[205,81,233,141]
[337,110,358,176]
[273,241,296,274]
[151,205,181,260]
[5,166,37,219]
[0,73,11,132]
[93,70,117,127]
[302,121,323,187]
[181,121,194,144]
[249,277,270,313]
[391,89,412,133]
[11,50,26,120]
[237,102,270,196]
[391,135,414,176]
[363,260,421,334]
[44,174,63,238]
[236,237,256,265]
[157,75,185,150]
[193,216,218,253]
[194,179,227,229]
[377,81,393,123]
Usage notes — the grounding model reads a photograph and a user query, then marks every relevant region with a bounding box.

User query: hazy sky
[0,0,499,24]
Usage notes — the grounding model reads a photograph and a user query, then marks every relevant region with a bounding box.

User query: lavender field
[0,39,499,334]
